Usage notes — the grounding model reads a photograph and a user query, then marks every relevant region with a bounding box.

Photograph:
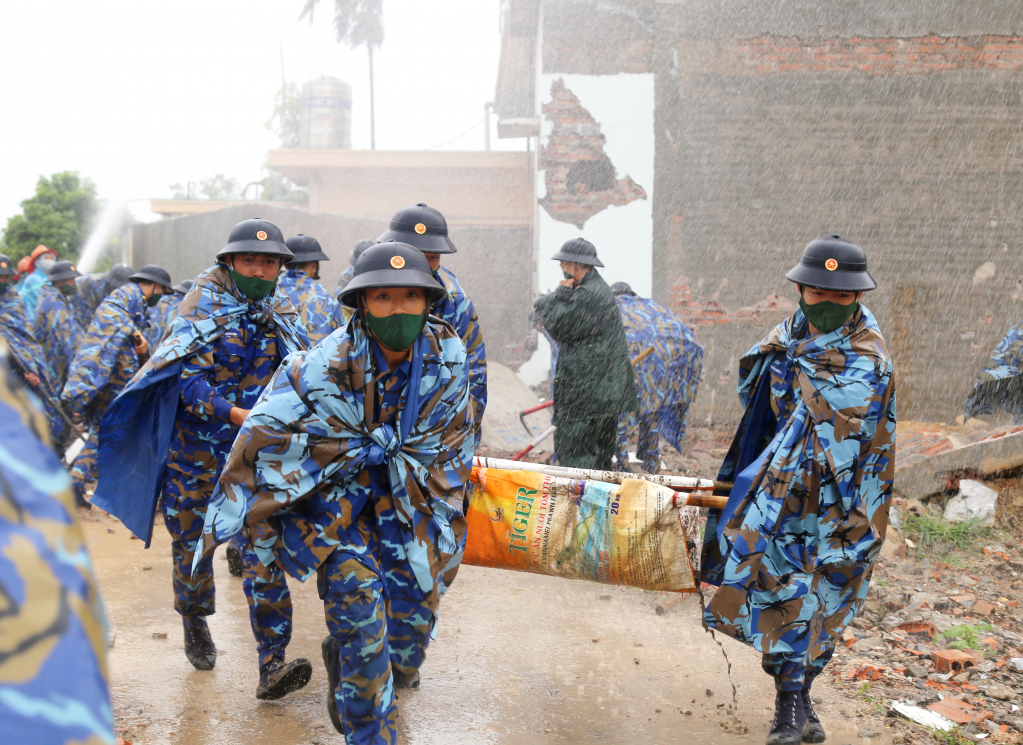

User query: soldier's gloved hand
[229,407,251,426]
[133,332,149,357]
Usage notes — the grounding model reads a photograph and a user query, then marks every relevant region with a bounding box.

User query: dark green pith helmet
[552,237,604,267]
[377,203,457,254]
[216,219,294,262]
[339,242,446,309]
[47,261,83,282]
[130,265,173,291]
[285,234,330,264]
[785,235,877,292]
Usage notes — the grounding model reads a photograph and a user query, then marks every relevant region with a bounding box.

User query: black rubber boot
[394,669,420,690]
[767,689,807,745]
[321,636,344,735]
[72,481,92,511]
[225,544,243,578]
[801,682,826,743]
[255,655,313,700]
[182,616,217,671]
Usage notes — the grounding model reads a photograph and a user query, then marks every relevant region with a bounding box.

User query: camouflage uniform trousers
[239,541,294,671]
[70,427,99,489]
[615,412,660,473]
[765,648,835,692]
[316,508,433,745]
[162,469,218,618]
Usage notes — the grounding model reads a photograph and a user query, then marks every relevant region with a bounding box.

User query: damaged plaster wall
[652,1,1023,426]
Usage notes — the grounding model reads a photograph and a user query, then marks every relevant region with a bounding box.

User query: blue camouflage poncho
[278,267,344,345]
[964,320,1023,423]
[92,265,308,545]
[0,288,69,443]
[433,265,487,428]
[34,283,84,391]
[702,305,896,672]
[0,340,114,744]
[195,314,474,600]
[62,283,151,419]
[614,293,704,451]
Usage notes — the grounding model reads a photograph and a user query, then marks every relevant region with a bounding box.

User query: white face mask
[38,256,56,270]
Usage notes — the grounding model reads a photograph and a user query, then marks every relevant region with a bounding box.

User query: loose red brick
[931,649,977,673]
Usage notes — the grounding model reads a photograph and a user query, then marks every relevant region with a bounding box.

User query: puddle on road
[82,512,890,745]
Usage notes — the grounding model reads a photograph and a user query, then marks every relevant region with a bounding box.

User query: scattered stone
[905,664,930,679]
[721,717,748,734]
[852,637,886,654]
[678,708,692,715]
[152,632,167,639]
[944,480,999,526]
[858,727,882,738]
[705,689,713,697]
[1007,658,1023,674]
[986,684,1016,701]
[591,639,599,643]
[633,658,639,665]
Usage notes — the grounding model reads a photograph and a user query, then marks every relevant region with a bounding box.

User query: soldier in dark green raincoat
[541,238,637,469]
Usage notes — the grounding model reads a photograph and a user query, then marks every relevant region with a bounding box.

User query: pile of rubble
[828,547,1023,743]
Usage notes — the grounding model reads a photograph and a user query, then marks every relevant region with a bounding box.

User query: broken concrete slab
[894,426,1023,501]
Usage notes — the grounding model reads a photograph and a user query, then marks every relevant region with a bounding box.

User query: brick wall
[654,27,1023,426]
[738,36,1023,75]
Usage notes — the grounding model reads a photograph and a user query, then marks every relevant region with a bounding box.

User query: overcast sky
[0,0,519,226]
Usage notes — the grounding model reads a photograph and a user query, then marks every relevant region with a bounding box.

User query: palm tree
[301,0,384,149]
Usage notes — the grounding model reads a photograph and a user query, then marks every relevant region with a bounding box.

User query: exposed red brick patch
[539,79,647,229]
[740,35,1023,76]
[667,275,796,326]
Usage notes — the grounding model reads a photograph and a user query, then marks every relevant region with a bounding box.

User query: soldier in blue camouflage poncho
[963,320,1023,423]
[280,233,345,344]
[92,220,312,700]
[72,264,133,329]
[0,254,73,452]
[0,338,115,745]
[702,236,895,745]
[610,282,703,473]
[62,265,173,505]
[35,260,85,393]
[145,278,194,348]
[197,242,473,745]
[378,204,486,442]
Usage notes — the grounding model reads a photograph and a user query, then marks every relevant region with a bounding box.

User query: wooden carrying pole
[473,457,731,509]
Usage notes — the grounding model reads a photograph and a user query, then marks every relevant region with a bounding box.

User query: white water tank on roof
[300,75,352,149]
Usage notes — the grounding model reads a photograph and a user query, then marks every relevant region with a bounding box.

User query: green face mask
[59,283,78,297]
[431,269,440,281]
[364,310,428,352]
[563,271,574,280]
[147,293,163,307]
[799,298,859,334]
[0,281,8,294]
[231,270,277,301]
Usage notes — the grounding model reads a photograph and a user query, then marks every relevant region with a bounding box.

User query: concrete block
[480,361,553,452]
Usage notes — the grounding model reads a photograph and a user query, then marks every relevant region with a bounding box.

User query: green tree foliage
[301,0,384,148]
[0,171,98,261]
[266,81,302,149]
[169,174,242,200]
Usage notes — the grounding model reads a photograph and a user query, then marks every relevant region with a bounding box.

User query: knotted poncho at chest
[194,315,474,595]
[91,265,308,546]
[702,306,895,663]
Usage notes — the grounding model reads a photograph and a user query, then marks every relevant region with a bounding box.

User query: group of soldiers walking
[8,203,972,745]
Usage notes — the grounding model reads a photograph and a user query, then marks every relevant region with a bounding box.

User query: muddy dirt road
[83,511,875,745]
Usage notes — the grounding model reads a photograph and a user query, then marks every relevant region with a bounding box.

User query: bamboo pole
[473,457,731,508]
